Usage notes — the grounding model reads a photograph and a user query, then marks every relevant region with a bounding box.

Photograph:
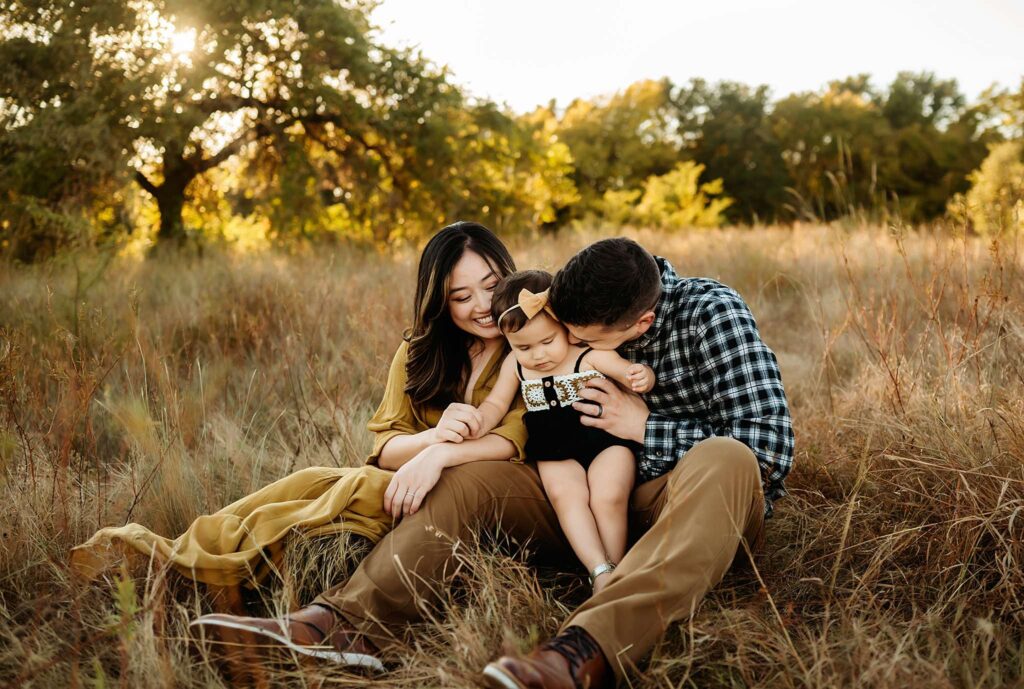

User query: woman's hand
[432,403,484,444]
[383,443,453,519]
[573,377,650,444]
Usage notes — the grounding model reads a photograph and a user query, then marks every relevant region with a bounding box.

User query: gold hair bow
[518,288,554,319]
[497,288,557,327]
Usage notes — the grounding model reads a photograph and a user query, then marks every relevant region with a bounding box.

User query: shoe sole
[189,616,385,673]
[481,663,527,689]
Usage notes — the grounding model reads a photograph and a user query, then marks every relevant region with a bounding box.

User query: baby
[460,270,655,593]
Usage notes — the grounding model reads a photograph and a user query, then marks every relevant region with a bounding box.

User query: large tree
[879,72,993,219]
[2,0,555,250]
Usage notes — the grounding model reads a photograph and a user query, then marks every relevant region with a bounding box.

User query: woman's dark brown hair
[404,221,516,407]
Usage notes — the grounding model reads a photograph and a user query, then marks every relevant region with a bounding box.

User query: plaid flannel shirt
[620,257,794,518]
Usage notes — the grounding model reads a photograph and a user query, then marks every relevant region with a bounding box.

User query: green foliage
[770,81,894,219]
[548,71,999,229]
[594,162,731,229]
[674,79,789,223]
[596,188,642,226]
[765,72,994,223]
[0,0,1018,259]
[554,79,680,207]
[0,0,576,255]
[879,73,995,220]
[634,162,732,229]
[955,140,1024,235]
[997,79,1024,139]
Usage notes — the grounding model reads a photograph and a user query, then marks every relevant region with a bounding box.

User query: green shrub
[955,140,1024,235]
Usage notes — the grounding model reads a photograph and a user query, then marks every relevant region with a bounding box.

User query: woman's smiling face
[447,249,502,340]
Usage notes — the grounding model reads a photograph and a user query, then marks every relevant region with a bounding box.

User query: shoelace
[540,626,602,689]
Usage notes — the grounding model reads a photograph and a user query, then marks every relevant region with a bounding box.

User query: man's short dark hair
[491,270,554,333]
[550,238,662,327]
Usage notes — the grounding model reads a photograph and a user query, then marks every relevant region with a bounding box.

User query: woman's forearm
[377,430,438,470]
[380,427,517,471]
[382,432,520,518]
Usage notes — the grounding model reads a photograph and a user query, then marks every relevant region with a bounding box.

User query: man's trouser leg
[313,460,568,650]
[565,437,766,680]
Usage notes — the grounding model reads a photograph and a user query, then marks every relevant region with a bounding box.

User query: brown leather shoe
[482,626,611,689]
[190,603,384,672]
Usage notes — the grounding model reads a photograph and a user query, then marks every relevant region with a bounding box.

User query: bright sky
[373,0,1024,113]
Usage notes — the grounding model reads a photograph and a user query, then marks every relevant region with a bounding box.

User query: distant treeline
[2,0,1023,259]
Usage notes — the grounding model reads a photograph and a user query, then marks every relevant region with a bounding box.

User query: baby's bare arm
[471,353,521,438]
[583,349,657,393]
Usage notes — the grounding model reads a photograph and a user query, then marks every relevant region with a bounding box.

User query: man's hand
[433,403,483,444]
[383,443,452,519]
[627,363,656,393]
[573,377,650,444]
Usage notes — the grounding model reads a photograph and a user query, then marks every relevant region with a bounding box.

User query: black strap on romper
[516,347,593,380]
[519,347,595,409]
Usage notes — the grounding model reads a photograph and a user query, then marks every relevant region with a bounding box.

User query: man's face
[564,311,655,350]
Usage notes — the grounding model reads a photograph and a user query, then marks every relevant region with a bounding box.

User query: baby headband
[496,288,557,328]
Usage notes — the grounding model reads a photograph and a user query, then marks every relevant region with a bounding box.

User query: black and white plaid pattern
[620,258,795,518]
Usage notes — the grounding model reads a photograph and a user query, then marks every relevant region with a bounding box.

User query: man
[481,237,793,688]
[193,238,794,689]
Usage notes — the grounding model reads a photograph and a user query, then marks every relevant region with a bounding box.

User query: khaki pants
[315,436,765,681]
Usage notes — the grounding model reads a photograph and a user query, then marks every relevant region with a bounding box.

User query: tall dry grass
[1,223,1022,688]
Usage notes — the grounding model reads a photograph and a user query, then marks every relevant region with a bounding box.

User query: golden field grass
[1,224,1023,688]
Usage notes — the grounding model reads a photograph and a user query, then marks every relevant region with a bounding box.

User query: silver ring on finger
[593,402,604,418]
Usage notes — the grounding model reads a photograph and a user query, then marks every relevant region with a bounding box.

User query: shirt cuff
[642,412,676,464]
[642,412,712,464]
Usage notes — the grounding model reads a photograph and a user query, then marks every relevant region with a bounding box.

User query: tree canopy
[0,0,576,257]
[1,0,1020,260]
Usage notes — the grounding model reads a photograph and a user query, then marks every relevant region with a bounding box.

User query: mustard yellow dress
[71,341,526,586]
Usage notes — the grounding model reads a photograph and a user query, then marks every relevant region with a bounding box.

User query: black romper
[519,348,642,468]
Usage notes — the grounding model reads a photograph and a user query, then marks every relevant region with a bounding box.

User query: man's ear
[633,310,656,336]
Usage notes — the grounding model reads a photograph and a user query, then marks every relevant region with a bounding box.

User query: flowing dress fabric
[70,466,395,586]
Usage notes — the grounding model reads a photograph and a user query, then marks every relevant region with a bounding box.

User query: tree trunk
[155,187,187,246]
[144,140,195,252]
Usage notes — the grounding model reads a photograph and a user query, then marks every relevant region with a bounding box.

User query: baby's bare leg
[586,446,637,566]
[537,460,608,575]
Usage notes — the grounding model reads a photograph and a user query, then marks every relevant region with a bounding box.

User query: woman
[185,221,567,672]
[372,220,529,517]
[72,220,531,595]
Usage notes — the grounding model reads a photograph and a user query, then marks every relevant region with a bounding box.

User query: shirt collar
[621,256,681,352]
